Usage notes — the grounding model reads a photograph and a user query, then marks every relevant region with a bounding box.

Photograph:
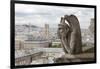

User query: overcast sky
[15,4,94,29]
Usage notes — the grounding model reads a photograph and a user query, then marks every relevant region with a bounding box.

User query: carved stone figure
[57,17,72,53]
[58,15,82,54]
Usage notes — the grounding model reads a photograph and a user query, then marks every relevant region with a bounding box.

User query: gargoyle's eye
[58,28,62,30]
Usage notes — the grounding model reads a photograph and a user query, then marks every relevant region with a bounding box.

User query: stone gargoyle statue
[57,15,82,54]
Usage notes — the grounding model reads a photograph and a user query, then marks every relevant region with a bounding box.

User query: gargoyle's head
[58,17,71,38]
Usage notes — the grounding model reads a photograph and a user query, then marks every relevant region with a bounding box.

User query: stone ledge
[62,53,94,59]
[54,53,95,63]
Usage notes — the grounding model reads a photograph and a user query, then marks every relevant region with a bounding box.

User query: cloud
[15,4,94,29]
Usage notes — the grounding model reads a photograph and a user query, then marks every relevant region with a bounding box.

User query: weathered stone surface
[57,15,82,54]
[57,17,72,53]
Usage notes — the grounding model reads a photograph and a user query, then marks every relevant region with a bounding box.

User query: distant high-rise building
[45,24,49,40]
[89,18,94,34]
